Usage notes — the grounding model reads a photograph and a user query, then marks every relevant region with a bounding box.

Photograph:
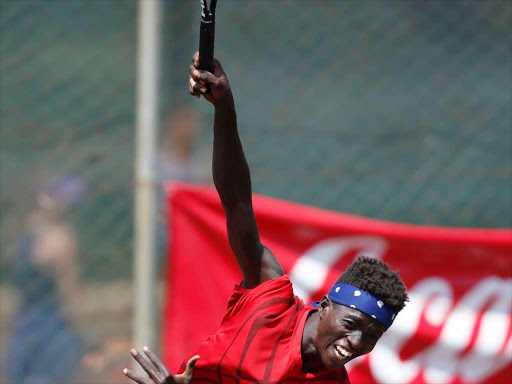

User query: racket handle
[199,19,215,74]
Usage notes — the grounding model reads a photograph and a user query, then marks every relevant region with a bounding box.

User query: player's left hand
[123,346,199,384]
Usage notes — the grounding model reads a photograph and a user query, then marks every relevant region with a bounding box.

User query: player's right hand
[123,347,199,384]
[189,51,233,106]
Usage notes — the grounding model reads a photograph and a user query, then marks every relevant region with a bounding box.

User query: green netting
[163,0,511,228]
[2,0,510,279]
[1,0,137,282]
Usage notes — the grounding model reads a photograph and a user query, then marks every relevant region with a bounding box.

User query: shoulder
[222,275,301,322]
[230,274,294,302]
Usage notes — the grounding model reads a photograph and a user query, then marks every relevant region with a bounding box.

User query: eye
[366,331,381,342]
[368,333,378,341]
[344,320,356,329]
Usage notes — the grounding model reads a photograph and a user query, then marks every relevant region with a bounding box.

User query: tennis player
[123,53,409,384]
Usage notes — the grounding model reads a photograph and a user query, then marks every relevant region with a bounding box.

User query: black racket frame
[199,0,217,74]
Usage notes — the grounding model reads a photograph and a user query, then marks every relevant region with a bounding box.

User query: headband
[310,283,396,329]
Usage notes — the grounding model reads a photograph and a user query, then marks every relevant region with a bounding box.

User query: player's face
[316,297,386,370]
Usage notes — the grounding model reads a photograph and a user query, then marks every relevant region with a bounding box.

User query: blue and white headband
[311,283,397,329]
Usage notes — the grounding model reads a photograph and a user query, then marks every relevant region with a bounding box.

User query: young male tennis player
[123,53,409,384]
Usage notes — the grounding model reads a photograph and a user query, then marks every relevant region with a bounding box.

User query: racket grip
[199,20,215,74]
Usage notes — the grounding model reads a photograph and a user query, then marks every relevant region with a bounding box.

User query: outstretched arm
[189,52,283,288]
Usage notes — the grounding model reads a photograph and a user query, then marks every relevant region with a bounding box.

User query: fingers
[123,368,150,384]
[188,77,200,98]
[130,348,160,383]
[183,355,200,377]
[192,51,199,67]
[192,51,223,76]
[189,77,207,98]
[190,65,216,85]
[189,64,208,97]
[143,346,170,378]
[190,52,229,103]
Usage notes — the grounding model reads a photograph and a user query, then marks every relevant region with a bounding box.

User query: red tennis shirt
[179,275,350,383]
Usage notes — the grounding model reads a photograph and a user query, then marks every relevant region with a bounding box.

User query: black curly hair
[337,256,409,314]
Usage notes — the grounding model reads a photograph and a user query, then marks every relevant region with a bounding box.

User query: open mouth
[332,344,353,361]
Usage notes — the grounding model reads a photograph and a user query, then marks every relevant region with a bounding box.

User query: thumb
[183,355,200,377]
[212,59,225,76]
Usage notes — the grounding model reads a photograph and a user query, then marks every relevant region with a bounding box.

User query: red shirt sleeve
[221,275,295,323]
[179,275,350,383]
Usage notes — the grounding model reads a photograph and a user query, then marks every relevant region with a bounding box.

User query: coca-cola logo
[370,276,511,383]
[290,236,512,383]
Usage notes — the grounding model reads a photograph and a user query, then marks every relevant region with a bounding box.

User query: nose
[347,331,363,351]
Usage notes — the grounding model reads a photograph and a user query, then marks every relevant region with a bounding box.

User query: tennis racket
[199,0,217,74]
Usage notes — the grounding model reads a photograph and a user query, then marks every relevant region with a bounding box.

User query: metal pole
[133,0,161,362]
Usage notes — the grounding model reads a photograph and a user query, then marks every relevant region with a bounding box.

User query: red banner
[163,183,512,384]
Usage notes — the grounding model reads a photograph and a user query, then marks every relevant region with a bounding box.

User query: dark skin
[123,347,198,384]
[189,53,283,289]
[125,52,385,383]
[302,296,386,372]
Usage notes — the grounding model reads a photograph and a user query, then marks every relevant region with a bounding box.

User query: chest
[190,313,343,383]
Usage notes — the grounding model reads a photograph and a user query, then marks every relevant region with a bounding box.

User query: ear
[318,295,332,319]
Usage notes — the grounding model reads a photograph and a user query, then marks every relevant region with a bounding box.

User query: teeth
[334,345,353,359]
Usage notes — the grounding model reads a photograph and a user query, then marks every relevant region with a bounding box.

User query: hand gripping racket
[199,0,217,74]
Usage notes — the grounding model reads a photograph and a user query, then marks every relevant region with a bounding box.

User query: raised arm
[189,53,282,288]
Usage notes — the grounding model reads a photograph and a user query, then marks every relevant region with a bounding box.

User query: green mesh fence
[1,0,511,383]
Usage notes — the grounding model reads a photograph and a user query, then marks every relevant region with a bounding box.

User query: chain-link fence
[1,0,510,383]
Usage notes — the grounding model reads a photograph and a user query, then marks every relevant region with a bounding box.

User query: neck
[301,310,324,372]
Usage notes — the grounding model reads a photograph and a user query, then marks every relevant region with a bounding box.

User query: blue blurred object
[38,177,86,207]
[4,231,83,383]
